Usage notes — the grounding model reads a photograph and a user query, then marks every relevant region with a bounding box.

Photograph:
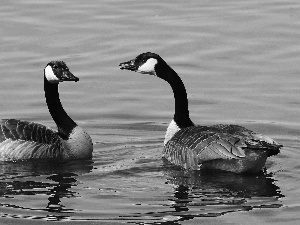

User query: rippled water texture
[1,0,300,224]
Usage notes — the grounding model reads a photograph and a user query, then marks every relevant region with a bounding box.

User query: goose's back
[163,124,281,172]
[0,119,63,161]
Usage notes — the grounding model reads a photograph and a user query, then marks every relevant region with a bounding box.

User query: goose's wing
[211,124,282,156]
[163,125,281,169]
[0,119,63,160]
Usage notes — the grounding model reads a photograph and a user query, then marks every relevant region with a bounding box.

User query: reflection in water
[46,173,78,214]
[0,160,93,221]
[0,157,284,223]
[108,161,284,224]
[163,162,284,224]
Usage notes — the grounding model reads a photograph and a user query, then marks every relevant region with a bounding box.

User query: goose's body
[120,52,281,173]
[0,61,93,161]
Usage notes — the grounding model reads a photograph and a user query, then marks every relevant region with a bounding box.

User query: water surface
[0,0,300,224]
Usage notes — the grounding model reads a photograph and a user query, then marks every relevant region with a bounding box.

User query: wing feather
[163,124,281,169]
[0,119,63,160]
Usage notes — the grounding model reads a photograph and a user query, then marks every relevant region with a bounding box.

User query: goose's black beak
[119,59,137,71]
[60,71,79,82]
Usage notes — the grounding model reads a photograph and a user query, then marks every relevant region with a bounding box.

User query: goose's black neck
[156,62,194,128]
[44,76,77,139]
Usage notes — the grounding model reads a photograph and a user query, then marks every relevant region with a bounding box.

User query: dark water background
[1,0,300,224]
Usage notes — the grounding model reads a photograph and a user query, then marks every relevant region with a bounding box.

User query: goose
[0,61,93,161]
[119,52,281,173]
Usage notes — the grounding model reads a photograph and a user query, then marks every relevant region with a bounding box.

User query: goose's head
[120,52,169,77]
[44,61,79,84]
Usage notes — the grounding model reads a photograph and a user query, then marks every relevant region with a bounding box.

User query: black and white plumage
[120,52,281,173]
[0,61,93,161]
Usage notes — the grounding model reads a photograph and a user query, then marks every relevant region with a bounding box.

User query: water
[0,0,300,224]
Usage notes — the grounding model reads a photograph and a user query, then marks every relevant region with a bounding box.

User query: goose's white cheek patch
[45,65,59,84]
[138,58,157,75]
